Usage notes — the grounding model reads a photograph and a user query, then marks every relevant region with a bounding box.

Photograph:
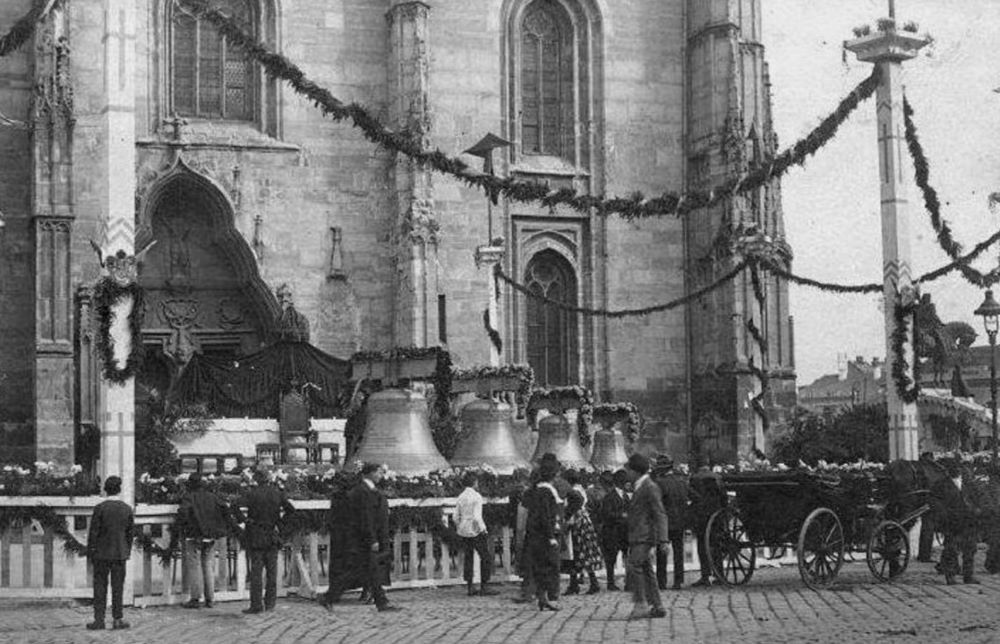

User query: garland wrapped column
[845,19,930,461]
[95,0,139,529]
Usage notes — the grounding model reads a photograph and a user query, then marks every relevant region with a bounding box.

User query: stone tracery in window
[170,0,254,121]
[519,1,573,158]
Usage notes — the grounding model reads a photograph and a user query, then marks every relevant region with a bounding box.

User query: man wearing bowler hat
[624,453,669,619]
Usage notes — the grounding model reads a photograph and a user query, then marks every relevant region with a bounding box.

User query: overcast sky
[762,0,1000,385]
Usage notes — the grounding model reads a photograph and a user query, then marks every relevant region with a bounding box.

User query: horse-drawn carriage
[705,466,930,590]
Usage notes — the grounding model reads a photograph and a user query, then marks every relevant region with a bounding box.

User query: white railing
[0,496,798,605]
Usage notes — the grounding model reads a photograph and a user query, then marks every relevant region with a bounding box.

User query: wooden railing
[0,496,802,606]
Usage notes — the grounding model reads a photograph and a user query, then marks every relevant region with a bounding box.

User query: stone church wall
[0,0,794,463]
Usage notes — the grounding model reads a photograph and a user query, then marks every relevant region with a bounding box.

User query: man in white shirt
[455,471,498,596]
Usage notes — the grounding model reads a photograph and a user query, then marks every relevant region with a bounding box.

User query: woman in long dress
[524,457,563,611]
[564,470,604,594]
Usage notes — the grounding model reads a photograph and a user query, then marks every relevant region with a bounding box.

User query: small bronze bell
[352,388,451,475]
[451,399,529,474]
[589,426,629,472]
[530,413,591,469]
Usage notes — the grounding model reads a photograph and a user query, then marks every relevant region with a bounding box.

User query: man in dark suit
[689,461,725,586]
[233,469,296,613]
[653,454,689,590]
[178,473,232,608]
[86,476,134,631]
[624,453,669,619]
[931,460,980,585]
[597,470,629,591]
[321,463,399,612]
[916,451,938,562]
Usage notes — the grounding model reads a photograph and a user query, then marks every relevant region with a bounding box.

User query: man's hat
[538,457,561,479]
[654,453,674,471]
[626,453,650,475]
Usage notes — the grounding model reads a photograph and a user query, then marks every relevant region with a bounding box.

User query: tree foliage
[770,403,889,465]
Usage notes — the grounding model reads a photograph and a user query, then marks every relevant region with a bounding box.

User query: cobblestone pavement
[3,560,1000,644]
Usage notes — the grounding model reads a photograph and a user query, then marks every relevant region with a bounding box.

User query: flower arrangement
[591,402,644,443]
[527,385,595,447]
[451,363,535,401]
[876,17,896,33]
[135,464,536,504]
[1,463,99,497]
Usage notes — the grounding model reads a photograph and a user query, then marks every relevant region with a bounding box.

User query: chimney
[837,353,848,381]
[871,357,882,382]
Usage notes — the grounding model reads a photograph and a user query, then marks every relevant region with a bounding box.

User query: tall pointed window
[171,0,254,121]
[519,1,574,157]
[525,250,577,385]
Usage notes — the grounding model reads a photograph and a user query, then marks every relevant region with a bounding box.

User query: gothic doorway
[524,249,578,386]
[135,161,279,419]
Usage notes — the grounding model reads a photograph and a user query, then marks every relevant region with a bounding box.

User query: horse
[883,458,948,529]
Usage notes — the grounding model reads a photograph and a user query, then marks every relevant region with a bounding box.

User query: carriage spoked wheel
[706,508,757,586]
[797,508,844,589]
[866,520,910,582]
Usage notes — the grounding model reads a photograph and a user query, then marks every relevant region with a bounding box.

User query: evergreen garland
[178,0,878,222]
[527,386,595,448]
[452,363,535,402]
[134,530,180,567]
[92,277,145,385]
[891,299,921,404]
[496,260,750,318]
[591,402,644,443]
[0,0,61,59]
[747,263,770,429]
[0,505,88,557]
[482,308,503,354]
[903,96,1000,288]
[350,347,457,457]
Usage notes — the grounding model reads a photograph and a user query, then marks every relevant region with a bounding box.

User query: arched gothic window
[519,0,574,157]
[524,250,577,386]
[171,0,254,121]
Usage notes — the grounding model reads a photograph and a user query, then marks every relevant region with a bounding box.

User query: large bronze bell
[589,426,629,471]
[530,413,591,469]
[451,399,529,474]
[352,388,451,475]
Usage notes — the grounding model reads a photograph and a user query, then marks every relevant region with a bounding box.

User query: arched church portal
[524,249,578,386]
[136,163,279,400]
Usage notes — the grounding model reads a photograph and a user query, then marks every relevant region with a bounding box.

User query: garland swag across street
[176,0,878,222]
[903,96,1000,288]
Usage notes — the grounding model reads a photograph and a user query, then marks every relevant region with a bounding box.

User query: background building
[0,0,795,467]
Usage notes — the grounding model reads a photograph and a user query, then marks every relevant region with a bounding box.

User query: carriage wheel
[797,508,844,589]
[867,520,910,582]
[706,508,757,586]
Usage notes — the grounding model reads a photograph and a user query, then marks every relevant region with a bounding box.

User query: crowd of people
[81,453,727,628]
[84,448,1000,628]
[507,451,727,618]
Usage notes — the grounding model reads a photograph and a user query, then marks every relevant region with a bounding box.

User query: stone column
[32,1,76,465]
[387,1,438,348]
[846,22,930,461]
[98,0,137,506]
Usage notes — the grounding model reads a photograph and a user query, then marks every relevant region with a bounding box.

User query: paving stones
[1,562,999,644]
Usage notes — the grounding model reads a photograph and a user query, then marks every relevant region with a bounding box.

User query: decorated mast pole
[845,2,929,460]
[466,134,511,367]
[98,0,138,505]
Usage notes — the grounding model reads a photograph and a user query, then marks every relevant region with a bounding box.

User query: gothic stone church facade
[0,0,795,466]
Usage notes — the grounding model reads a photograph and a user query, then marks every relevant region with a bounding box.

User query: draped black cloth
[170,341,351,418]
